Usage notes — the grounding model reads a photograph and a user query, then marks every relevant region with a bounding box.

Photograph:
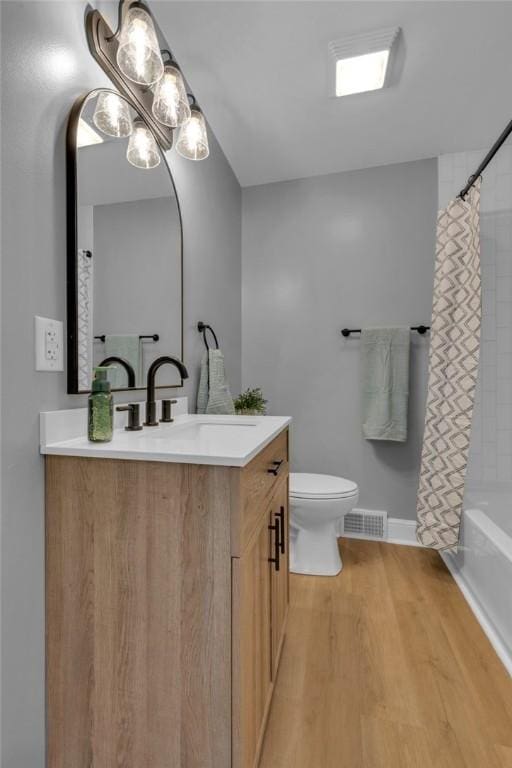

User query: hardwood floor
[259,539,512,768]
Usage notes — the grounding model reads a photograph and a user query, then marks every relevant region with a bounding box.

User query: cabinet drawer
[232,430,289,556]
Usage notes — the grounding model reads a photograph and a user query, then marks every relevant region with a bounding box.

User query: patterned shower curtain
[416,180,481,550]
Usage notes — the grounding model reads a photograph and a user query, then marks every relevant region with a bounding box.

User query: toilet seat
[290,473,358,501]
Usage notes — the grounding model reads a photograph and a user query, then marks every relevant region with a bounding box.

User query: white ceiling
[156,1,512,187]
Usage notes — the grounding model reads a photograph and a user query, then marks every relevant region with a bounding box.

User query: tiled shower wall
[439,148,512,486]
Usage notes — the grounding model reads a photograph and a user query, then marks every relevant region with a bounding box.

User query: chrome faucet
[99,356,136,388]
[144,356,189,426]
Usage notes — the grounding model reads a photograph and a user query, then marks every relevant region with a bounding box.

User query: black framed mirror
[66,88,183,394]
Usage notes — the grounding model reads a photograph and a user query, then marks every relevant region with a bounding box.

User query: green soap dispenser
[88,367,113,442]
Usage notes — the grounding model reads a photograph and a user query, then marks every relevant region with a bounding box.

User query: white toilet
[289,473,359,576]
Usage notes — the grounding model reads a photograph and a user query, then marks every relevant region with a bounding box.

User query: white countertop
[40,401,291,467]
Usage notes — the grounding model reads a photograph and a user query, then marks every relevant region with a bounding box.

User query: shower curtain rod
[459,118,512,199]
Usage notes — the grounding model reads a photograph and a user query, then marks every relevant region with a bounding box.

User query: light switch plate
[35,316,64,371]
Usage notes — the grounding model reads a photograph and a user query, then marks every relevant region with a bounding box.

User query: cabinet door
[233,511,273,768]
[270,479,289,680]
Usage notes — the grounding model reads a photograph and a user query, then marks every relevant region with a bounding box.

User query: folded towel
[197,352,209,414]
[105,335,141,388]
[197,349,235,415]
[361,327,410,442]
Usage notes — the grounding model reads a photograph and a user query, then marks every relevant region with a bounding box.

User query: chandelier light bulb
[152,63,191,128]
[93,92,133,138]
[126,119,161,169]
[116,6,164,86]
[176,106,209,161]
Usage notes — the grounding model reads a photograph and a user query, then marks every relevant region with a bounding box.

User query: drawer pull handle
[268,521,280,571]
[275,507,286,554]
[267,459,284,476]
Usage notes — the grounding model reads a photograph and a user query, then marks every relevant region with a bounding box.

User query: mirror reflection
[71,89,183,392]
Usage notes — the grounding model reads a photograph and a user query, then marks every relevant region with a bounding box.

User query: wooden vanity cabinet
[46,429,289,768]
[270,480,290,679]
[232,508,273,768]
[232,472,289,768]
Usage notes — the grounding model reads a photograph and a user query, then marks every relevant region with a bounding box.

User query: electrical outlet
[35,316,64,371]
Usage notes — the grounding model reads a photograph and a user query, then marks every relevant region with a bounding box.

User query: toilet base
[290,523,343,577]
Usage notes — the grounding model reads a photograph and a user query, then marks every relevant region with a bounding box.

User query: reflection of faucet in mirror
[99,356,136,388]
[145,356,189,426]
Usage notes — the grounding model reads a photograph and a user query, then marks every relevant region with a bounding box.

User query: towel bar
[341,325,430,338]
[94,334,159,343]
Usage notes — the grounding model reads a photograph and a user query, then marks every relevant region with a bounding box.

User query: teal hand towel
[104,335,141,388]
[196,349,235,415]
[361,327,410,442]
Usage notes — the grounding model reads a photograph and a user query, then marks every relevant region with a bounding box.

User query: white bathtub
[442,488,512,676]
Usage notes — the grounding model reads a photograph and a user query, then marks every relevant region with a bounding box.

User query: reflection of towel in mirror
[104,335,141,388]
[197,349,235,415]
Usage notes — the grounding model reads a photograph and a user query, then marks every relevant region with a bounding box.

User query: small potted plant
[234,387,267,416]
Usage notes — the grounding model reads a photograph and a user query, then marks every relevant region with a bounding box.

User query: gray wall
[242,159,437,520]
[0,2,241,765]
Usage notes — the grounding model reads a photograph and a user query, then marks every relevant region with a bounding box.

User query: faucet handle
[160,399,178,423]
[116,403,143,431]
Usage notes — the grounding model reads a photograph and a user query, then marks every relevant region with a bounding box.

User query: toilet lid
[290,473,358,500]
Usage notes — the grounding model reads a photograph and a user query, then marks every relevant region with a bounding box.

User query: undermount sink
[145,420,259,442]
